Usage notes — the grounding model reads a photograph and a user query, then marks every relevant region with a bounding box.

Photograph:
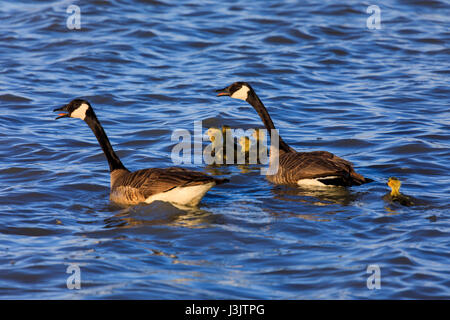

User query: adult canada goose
[54,99,228,207]
[383,177,414,206]
[216,82,372,187]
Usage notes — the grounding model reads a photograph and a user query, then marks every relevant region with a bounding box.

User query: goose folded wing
[116,167,217,199]
[279,151,353,181]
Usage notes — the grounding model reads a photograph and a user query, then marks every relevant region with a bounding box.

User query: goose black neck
[84,109,127,172]
[246,90,292,153]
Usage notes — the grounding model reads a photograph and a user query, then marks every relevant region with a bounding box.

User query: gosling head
[207,127,222,143]
[239,136,251,153]
[216,82,253,102]
[387,177,402,197]
[54,99,93,121]
[252,128,265,141]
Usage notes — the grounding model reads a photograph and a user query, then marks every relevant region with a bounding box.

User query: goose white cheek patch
[231,86,250,101]
[71,103,89,120]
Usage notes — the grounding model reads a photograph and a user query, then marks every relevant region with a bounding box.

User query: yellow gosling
[385,177,415,206]
[251,128,263,141]
[207,127,221,143]
[207,126,239,163]
[207,127,223,162]
[252,128,268,164]
[387,177,401,197]
[239,136,251,154]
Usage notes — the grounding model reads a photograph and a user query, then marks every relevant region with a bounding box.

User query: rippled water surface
[0,0,449,299]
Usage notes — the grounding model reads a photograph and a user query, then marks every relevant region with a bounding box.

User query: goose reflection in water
[270,184,359,207]
[104,201,219,229]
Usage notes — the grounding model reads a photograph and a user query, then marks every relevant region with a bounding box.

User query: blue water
[0,0,449,299]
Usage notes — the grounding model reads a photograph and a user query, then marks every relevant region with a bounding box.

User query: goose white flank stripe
[144,182,216,207]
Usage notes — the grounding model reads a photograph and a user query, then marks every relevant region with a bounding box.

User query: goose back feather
[270,151,366,186]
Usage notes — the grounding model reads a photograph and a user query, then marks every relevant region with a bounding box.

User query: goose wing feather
[274,151,366,185]
[112,167,226,203]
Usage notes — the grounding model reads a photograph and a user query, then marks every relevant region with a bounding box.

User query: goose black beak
[216,87,230,97]
[54,105,69,120]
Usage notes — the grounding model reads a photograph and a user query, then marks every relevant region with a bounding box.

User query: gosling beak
[216,87,230,97]
[54,105,69,119]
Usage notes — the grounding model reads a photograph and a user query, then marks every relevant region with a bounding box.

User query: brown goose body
[269,150,367,186]
[55,99,227,207]
[110,167,227,206]
[216,82,371,187]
